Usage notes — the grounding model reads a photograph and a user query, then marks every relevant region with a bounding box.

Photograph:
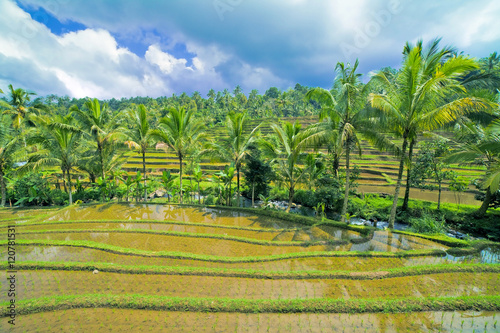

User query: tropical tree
[152,106,206,203]
[124,104,155,201]
[410,140,457,210]
[0,115,24,206]
[0,84,46,130]
[71,98,124,181]
[21,114,82,205]
[192,165,204,205]
[261,121,318,212]
[447,117,500,217]
[205,112,260,206]
[306,59,368,222]
[368,40,488,227]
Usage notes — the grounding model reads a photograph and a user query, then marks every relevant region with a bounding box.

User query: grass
[3,261,498,280]
[2,294,499,315]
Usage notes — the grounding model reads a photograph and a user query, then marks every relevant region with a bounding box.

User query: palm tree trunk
[67,169,73,205]
[98,143,105,180]
[198,181,201,205]
[475,186,492,218]
[236,165,241,207]
[252,182,255,207]
[333,155,340,178]
[389,137,408,228]
[287,185,294,213]
[179,156,183,204]
[341,145,351,222]
[0,168,6,207]
[62,169,67,193]
[437,181,442,210]
[402,139,415,211]
[142,151,147,201]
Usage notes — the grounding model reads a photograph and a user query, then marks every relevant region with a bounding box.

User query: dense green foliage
[0,39,499,240]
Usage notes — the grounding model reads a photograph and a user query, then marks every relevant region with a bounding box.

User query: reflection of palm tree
[368,41,487,228]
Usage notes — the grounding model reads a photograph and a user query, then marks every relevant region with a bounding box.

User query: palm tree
[152,106,206,204]
[447,117,500,217]
[20,114,82,205]
[0,84,46,130]
[306,60,367,222]
[261,121,318,212]
[124,104,155,201]
[71,98,124,181]
[205,112,260,206]
[0,115,23,206]
[368,41,487,228]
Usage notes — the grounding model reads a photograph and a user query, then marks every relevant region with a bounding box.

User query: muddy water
[15,222,284,241]
[2,308,498,332]
[13,246,480,271]
[5,270,498,301]
[349,230,449,252]
[18,232,345,256]
[13,222,361,243]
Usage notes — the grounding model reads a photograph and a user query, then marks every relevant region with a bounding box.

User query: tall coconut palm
[0,115,24,206]
[71,98,124,181]
[20,114,82,205]
[124,104,155,201]
[205,112,260,206]
[447,117,500,217]
[306,59,367,222]
[368,42,487,228]
[152,106,206,204]
[261,121,318,212]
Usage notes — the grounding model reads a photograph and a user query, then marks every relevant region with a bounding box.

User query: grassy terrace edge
[0,240,447,262]
[2,261,499,280]
[2,294,499,316]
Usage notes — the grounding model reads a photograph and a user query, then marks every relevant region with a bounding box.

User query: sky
[0,0,499,99]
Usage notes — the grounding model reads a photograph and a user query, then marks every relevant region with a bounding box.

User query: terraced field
[115,116,484,205]
[1,203,499,331]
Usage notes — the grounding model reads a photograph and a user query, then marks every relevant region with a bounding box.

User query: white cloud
[145,44,188,74]
[0,0,289,98]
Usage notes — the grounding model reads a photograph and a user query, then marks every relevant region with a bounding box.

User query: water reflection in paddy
[19,232,344,256]
[46,203,299,229]
[15,246,496,271]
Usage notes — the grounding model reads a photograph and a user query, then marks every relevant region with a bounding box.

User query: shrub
[49,189,68,206]
[408,213,447,234]
[13,173,52,206]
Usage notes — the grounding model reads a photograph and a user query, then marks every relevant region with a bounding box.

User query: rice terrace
[2,0,500,332]
[1,203,499,332]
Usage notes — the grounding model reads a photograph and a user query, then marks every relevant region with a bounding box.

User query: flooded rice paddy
[1,203,498,331]
[2,308,498,332]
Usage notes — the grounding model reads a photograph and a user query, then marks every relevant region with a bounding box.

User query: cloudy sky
[1,0,499,99]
